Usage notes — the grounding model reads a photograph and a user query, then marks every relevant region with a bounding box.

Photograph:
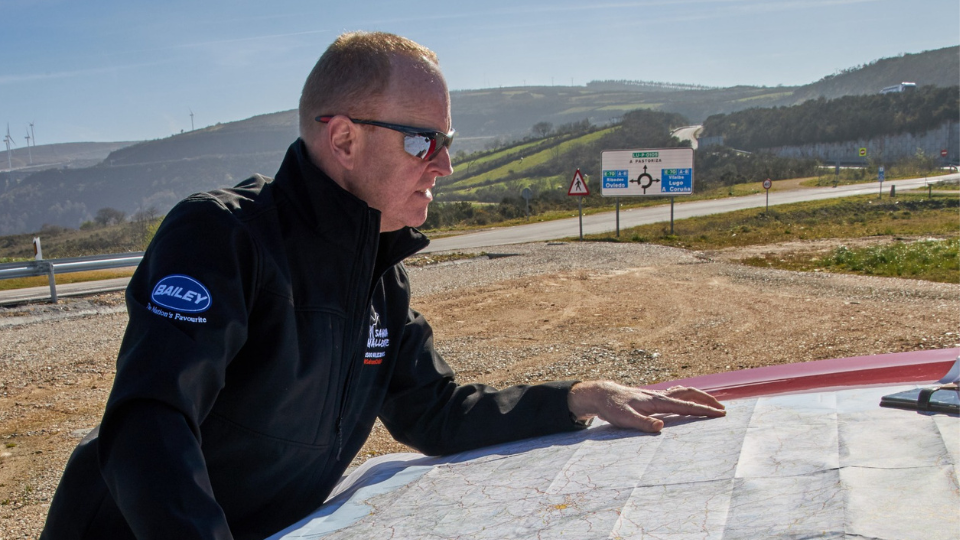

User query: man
[42,32,724,539]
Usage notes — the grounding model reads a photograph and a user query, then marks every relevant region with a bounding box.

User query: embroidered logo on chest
[364,307,389,365]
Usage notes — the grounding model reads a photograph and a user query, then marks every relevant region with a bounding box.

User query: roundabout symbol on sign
[630,165,660,194]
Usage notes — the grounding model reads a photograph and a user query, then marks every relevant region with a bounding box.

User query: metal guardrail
[0,251,144,303]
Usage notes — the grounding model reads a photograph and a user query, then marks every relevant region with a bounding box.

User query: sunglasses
[316,115,455,161]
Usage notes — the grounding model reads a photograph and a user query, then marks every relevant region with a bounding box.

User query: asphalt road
[671,125,703,149]
[1,173,955,304]
[423,174,957,253]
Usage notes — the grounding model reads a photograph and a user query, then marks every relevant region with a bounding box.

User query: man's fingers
[633,392,726,418]
[632,415,664,433]
[600,407,665,433]
[662,386,725,411]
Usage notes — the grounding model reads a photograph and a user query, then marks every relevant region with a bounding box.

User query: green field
[776,239,958,283]
[584,193,959,283]
[445,128,616,194]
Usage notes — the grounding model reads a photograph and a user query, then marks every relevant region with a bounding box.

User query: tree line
[702,85,959,151]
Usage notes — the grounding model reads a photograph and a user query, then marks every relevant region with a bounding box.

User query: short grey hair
[298,31,440,136]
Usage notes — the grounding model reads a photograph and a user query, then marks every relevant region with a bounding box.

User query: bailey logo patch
[150,274,212,313]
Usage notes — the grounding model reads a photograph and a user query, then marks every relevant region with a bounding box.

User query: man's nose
[430,146,454,176]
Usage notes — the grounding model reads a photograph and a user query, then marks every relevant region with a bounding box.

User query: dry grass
[0,269,136,291]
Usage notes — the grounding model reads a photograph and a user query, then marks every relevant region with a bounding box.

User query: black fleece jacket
[41,140,584,540]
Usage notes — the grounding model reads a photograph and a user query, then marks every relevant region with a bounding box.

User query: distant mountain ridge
[105,110,298,166]
[792,46,960,102]
[2,141,136,179]
[450,46,959,149]
[0,45,956,235]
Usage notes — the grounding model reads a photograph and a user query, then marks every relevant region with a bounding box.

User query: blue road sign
[662,168,692,193]
[602,170,629,189]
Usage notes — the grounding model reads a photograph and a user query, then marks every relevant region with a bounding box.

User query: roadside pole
[567,168,590,240]
[878,166,885,199]
[578,198,583,240]
[615,197,620,238]
[762,178,772,212]
[670,197,675,234]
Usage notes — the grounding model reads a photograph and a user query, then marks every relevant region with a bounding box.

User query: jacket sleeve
[96,196,258,540]
[379,308,586,456]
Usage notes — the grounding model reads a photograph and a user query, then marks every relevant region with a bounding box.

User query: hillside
[450,46,959,151]
[449,84,796,152]
[791,46,959,102]
[438,109,689,203]
[0,45,955,235]
[429,84,954,227]
[1,141,137,179]
[104,110,297,165]
[701,85,960,150]
[0,113,298,235]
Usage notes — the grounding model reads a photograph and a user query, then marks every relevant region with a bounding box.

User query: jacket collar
[273,139,430,267]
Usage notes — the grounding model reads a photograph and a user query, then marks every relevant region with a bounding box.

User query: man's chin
[412,212,429,230]
[411,207,430,230]
[380,210,430,232]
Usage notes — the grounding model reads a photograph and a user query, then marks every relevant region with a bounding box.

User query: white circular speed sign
[762,179,772,190]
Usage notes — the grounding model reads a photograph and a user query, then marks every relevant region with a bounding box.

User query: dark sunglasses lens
[425,134,452,160]
[404,135,434,159]
[401,130,453,161]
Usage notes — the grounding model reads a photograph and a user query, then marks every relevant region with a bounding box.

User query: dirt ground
[0,240,957,538]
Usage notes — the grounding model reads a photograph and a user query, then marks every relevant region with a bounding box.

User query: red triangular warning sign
[567,169,589,196]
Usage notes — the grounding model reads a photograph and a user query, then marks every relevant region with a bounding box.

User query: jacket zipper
[335,216,372,460]
[334,228,429,461]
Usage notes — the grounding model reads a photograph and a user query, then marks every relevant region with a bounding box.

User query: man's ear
[324,116,360,171]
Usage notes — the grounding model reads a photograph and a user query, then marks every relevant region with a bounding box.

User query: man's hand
[568,381,726,432]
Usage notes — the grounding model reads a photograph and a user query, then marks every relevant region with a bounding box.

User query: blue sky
[1,0,957,145]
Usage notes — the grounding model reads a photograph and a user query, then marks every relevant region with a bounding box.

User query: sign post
[601,148,694,236]
[670,197,675,234]
[878,166,885,198]
[521,187,533,217]
[762,178,772,212]
[615,197,620,238]
[567,168,589,240]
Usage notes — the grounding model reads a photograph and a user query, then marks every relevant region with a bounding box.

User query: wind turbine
[4,124,17,171]
[29,122,35,147]
[25,128,32,164]
[189,109,194,131]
